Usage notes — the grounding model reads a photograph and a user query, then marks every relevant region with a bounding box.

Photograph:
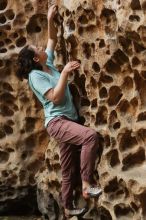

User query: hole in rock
[0,151,9,163]
[19,169,26,182]
[0,92,15,102]
[92,62,100,72]
[134,70,146,107]
[27,159,43,172]
[0,15,6,24]
[105,59,121,74]
[117,99,130,113]
[69,84,80,111]
[101,8,115,20]
[16,37,26,47]
[29,174,35,185]
[132,56,140,66]
[67,19,75,31]
[107,149,120,167]
[95,106,108,125]
[109,110,117,124]
[3,82,13,91]
[104,135,110,147]
[21,151,28,160]
[78,15,88,25]
[122,147,145,170]
[130,0,141,10]
[0,48,7,53]
[0,0,7,10]
[78,26,83,35]
[138,190,146,216]
[6,147,14,152]
[82,42,91,59]
[131,202,139,212]
[137,129,146,143]
[141,71,146,79]
[25,117,36,132]
[100,72,113,83]
[0,59,4,67]
[25,134,36,149]
[129,15,140,22]
[114,203,134,217]
[74,73,87,96]
[142,1,146,9]
[91,99,97,108]
[90,76,97,88]
[65,9,70,16]
[98,206,112,220]
[0,128,5,138]
[6,9,15,20]
[106,50,110,55]
[79,116,86,125]
[126,31,140,42]
[2,170,9,177]
[25,3,34,12]
[133,42,145,53]
[113,122,121,129]
[3,125,13,134]
[113,49,129,65]
[0,104,14,116]
[12,32,18,39]
[108,86,123,106]
[118,36,132,54]
[137,112,146,121]
[26,14,47,34]
[38,131,47,144]
[5,38,12,44]
[118,130,137,151]
[99,87,108,98]
[67,34,77,48]
[0,41,4,47]
[122,76,133,90]
[81,97,90,106]
[104,177,119,193]
[99,39,105,48]
[77,6,82,11]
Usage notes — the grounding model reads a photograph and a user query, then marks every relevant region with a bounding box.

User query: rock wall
[1,0,146,219]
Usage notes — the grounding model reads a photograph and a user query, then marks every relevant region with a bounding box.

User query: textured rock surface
[1,0,146,219]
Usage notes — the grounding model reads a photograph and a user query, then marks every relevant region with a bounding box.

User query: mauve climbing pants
[46,116,99,209]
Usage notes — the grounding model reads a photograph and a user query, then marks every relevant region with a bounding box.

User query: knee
[85,129,99,146]
[88,129,98,141]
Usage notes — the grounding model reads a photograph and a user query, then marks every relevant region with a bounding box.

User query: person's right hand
[62,61,80,74]
[48,4,57,20]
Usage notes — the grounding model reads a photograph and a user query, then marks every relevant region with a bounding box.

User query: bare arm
[47,4,58,51]
[45,61,80,105]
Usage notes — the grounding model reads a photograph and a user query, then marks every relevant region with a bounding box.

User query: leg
[47,116,99,187]
[59,142,75,209]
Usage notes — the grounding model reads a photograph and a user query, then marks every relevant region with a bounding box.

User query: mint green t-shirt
[28,48,78,127]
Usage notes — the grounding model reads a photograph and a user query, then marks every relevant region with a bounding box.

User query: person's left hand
[48,4,57,20]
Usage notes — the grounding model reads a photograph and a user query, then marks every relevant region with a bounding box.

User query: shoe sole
[83,190,102,199]
[65,208,87,218]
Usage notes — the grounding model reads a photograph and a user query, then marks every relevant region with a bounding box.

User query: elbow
[52,98,62,105]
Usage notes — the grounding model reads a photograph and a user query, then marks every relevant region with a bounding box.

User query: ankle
[82,181,90,189]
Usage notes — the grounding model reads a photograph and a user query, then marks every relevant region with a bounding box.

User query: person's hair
[16,45,43,80]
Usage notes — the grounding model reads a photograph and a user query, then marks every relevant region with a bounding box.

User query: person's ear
[33,56,39,63]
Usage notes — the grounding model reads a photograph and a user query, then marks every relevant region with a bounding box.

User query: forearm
[48,18,57,41]
[52,71,68,104]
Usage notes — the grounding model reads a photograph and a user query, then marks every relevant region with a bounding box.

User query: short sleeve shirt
[28,48,78,127]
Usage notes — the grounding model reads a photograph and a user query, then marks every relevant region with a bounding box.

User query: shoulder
[29,70,47,79]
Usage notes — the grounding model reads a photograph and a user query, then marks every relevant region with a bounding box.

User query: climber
[16,3,102,218]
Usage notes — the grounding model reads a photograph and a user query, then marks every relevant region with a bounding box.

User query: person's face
[29,45,47,64]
